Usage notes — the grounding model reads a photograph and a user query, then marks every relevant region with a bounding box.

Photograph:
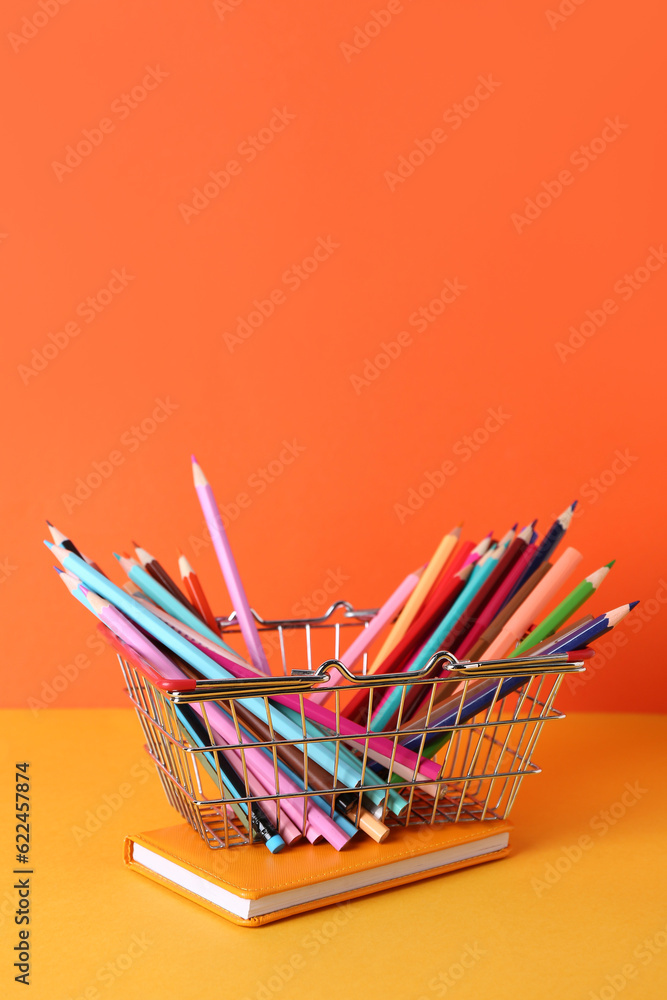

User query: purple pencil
[191,456,271,675]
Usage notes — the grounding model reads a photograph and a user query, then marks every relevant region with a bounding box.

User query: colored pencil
[446,524,530,654]
[368,563,476,731]
[505,501,577,604]
[175,703,285,853]
[461,531,494,568]
[367,525,461,672]
[46,521,106,576]
[309,566,423,704]
[133,542,200,616]
[466,561,552,659]
[178,552,220,633]
[228,704,388,842]
[343,560,474,724]
[192,456,270,675]
[407,540,477,633]
[481,546,583,660]
[82,586,194,686]
[114,553,228,649]
[512,560,614,656]
[454,537,538,659]
[400,651,592,754]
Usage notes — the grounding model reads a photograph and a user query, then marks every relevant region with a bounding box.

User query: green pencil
[418,562,615,761]
[511,560,614,656]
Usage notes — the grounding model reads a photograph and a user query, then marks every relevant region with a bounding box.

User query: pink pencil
[462,531,494,568]
[309,566,423,704]
[191,456,270,675]
[78,586,190,686]
[84,589,346,847]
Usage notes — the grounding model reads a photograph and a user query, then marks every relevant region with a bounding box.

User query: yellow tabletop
[1,709,666,1000]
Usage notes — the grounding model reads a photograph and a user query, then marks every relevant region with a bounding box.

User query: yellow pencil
[368,524,461,673]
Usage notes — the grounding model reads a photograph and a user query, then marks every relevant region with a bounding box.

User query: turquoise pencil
[114,553,232,651]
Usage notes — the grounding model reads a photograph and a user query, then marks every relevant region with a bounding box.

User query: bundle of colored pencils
[45,459,637,854]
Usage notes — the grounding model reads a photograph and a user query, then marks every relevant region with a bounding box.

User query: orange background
[1,0,665,712]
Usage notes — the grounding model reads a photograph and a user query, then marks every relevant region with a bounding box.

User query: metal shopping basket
[109,601,583,849]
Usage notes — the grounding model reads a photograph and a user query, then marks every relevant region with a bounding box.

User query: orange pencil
[178,553,220,633]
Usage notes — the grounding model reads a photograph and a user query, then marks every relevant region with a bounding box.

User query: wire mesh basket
[109,601,583,850]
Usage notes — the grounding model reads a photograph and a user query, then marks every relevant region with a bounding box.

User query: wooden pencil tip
[606,559,616,568]
[53,566,63,574]
[46,519,53,526]
[190,453,198,464]
[571,500,578,509]
[131,540,141,549]
[629,600,639,610]
[112,552,121,561]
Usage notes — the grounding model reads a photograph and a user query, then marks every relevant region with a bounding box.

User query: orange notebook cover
[124,819,512,927]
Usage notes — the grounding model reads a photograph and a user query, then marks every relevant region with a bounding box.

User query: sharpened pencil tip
[112,552,121,561]
[190,454,198,464]
[606,559,616,568]
[571,500,578,509]
[629,600,639,610]
[44,540,54,550]
[511,523,518,531]
[131,540,140,549]
[46,519,53,527]
[53,566,63,574]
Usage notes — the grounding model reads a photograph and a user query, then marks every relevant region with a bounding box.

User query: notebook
[124,819,511,926]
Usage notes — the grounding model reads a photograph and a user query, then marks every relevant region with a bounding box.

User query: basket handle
[291,649,584,684]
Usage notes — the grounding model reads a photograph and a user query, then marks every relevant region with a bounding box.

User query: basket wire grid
[116,601,582,849]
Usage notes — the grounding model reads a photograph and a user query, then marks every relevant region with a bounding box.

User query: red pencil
[178,553,220,633]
